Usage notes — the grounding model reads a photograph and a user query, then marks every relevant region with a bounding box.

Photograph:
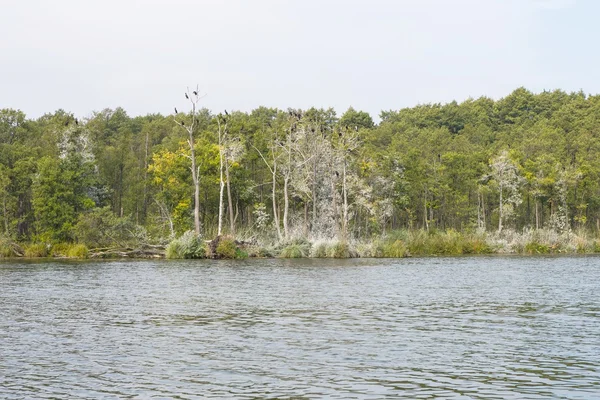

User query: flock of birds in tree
[64,117,78,126]
[174,92,358,137]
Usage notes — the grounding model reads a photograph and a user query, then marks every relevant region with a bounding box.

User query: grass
[166,230,207,259]
[24,243,49,258]
[279,244,307,258]
[215,236,248,259]
[374,239,409,258]
[50,243,89,258]
[0,236,21,257]
[277,238,311,258]
[67,244,89,258]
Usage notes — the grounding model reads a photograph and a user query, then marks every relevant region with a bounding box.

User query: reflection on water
[1,257,599,398]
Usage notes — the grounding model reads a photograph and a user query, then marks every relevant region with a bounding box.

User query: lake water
[1,257,599,399]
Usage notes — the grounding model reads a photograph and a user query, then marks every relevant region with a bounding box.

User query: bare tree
[489,150,522,233]
[336,126,360,240]
[217,112,244,236]
[216,114,227,236]
[253,139,282,241]
[173,85,203,235]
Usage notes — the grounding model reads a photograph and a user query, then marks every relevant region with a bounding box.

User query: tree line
[2,87,600,247]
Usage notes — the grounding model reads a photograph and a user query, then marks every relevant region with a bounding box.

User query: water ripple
[1,257,600,398]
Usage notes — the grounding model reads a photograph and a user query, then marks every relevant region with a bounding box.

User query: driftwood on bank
[89,245,166,259]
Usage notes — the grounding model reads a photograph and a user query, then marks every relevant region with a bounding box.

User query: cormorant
[185,93,189,99]
[174,107,178,114]
[180,121,185,127]
[224,109,229,116]
[75,118,78,125]
[193,91,198,96]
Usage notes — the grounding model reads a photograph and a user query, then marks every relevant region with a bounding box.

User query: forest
[2,87,600,258]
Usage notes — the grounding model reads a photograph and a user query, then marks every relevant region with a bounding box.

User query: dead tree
[173,85,204,235]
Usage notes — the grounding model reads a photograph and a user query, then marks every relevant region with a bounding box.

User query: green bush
[67,244,89,258]
[24,243,49,258]
[74,206,147,248]
[213,236,247,259]
[330,241,351,258]
[50,243,71,257]
[0,244,12,257]
[311,243,328,258]
[524,241,551,254]
[166,231,207,259]
[375,239,408,258]
[462,236,493,254]
[0,237,21,257]
[279,244,307,258]
[246,245,273,258]
[402,230,492,256]
[215,237,237,259]
[50,243,89,258]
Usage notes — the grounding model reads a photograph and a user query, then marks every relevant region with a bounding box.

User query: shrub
[50,243,71,257]
[0,244,12,257]
[375,239,408,258]
[462,236,493,254]
[74,206,147,248]
[330,241,350,258]
[311,242,328,258]
[279,244,307,258]
[0,237,22,257]
[24,243,49,258]
[246,245,273,258]
[215,237,237,259]
[524,241,551,254]
[213,236,247,259]
[166,231,207,259]
[67,244,89,258]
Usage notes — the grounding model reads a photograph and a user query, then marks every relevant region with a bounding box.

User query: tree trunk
[3,195,8,235]
[272,165,282,241]
[304,201,309,236]
[498,184,503,233]
[226,161,235,235]
[312,161,317,234]
[535,198,539,230]
[424,192,429,232]
[190,149,201,235]
[283,176,289,239]
[342,159,348,241]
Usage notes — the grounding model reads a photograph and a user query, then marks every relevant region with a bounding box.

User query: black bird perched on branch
[75,118,78,125]
[174,107,178,114]
[224,109,229,116]
[193,91,198,96]
[335,171,339,177]
[180,121,185,127]
[185,93,189,99]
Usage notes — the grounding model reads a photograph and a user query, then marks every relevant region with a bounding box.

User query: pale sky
[1,0,598,120]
